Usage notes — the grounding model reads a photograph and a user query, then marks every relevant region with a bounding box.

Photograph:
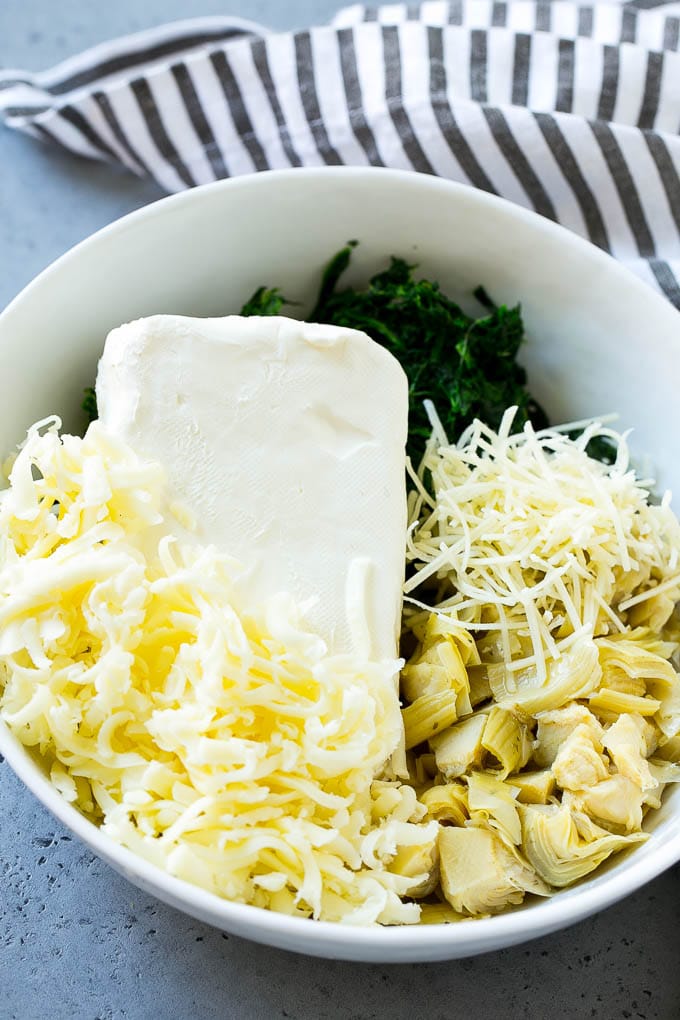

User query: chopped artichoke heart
[605,627,680,661]
[466,772,522,845]
[596,636,680,738]
[491,643,601,716]
[418,902,466,925]
[641,760,680,811]
[430,713,487,779]
[407,614,478,664]
[420,783,469,826]
[510,770,556,805]
[534,703,604,769]
[401,618,474,704]
[597,667,647,698]
[400,662,451,702]
[654,733,680,763]
[647,759,680,785]
[390,839,440,898]
[597,638,678,683]
[651,674,680,740]
[551,724,609,792]
[576,775,645,833]
[406,751,437,789]
[482,705,533,777]
[520,804,648,887]
[589,689,661,716]
[602,714,657,791]
[455,684,473,721]
[627,592,677,632]
[467,665,493,707]
[641,785,664,811]
[402,690,459,750]
[438,825,548,916]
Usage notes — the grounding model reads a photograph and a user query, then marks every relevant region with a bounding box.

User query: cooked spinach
[242,242,548,461]
[239,286,289,317]
[569,432,617,466]
[82,386,98,422]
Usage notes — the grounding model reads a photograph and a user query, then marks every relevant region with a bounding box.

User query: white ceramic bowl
[1,168,679,963]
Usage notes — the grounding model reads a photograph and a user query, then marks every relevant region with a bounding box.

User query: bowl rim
[3,165,677,326]
[1,165,680,960]
[3,712,680,960]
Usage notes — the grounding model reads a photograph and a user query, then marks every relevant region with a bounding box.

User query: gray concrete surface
[1,2,679,1018]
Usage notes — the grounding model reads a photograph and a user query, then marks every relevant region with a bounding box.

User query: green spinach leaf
[242,244,548,461]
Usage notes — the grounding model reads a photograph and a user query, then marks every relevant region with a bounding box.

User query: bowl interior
[1,168,679,962]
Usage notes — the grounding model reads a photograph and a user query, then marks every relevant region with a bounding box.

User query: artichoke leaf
[489,642,601,716]
[647,759,680,785]
[401,615,475,704]
[596,638,677,683]
[642,760,680,809]
[653,733,680,763]
[430,712,487,779]
[589,689,661,716]
[510,769,556,805]
[520,803,648,887]
[466,771,522,846]
[467,665,493,707]
[602,627,680,662]
[482,705,533,777]
[596,637,680,739]
[402,690,459,750]
[418,901,467,925]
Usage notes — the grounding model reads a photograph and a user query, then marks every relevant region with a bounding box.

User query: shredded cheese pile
[0,419,437,925]
[406,409,680,682]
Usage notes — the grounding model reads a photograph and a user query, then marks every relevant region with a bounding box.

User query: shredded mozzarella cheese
[0,420,437,925]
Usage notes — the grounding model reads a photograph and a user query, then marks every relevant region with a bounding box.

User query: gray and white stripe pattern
[1,2,679,303]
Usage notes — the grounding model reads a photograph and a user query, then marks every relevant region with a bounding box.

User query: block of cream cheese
[95,315,409,659]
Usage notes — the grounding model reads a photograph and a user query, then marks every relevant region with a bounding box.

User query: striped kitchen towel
[1,2,679,304]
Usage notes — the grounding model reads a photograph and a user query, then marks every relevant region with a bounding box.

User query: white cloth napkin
[1,2,678,304]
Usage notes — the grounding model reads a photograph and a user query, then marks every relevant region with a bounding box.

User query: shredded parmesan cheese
[407,410,680,678]
[0,420,437,925]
